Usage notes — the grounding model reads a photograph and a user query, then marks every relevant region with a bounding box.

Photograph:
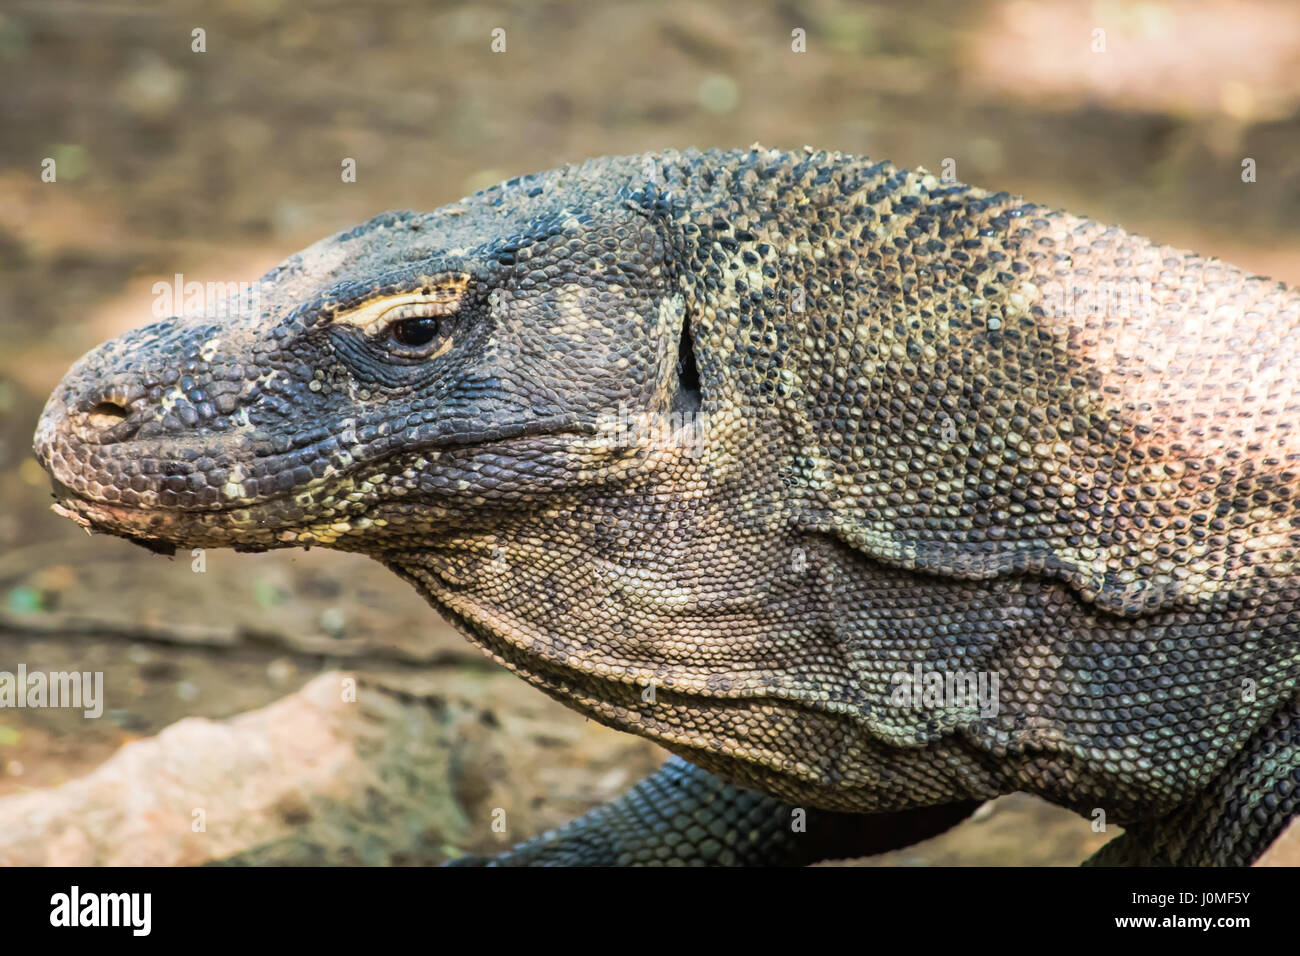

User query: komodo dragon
[33,147,1300,866]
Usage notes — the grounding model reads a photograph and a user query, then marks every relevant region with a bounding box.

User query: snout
[32,317,278,551]
[35,375,133,507]
[34,341,181,512]
[33,380,176,551]
[32,312,366,554]
[35,374,149,476]
[33,338,187,553]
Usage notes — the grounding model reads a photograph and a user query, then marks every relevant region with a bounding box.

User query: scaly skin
[447,756,979,866]
[34,147,1300,865]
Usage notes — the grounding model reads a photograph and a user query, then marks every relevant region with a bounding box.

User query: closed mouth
[41,416,596,517]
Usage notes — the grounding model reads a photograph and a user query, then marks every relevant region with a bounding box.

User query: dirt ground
[2,0,1299,864]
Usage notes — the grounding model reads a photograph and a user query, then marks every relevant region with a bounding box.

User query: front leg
[451,756,978,866]
[1087,691,1300,866]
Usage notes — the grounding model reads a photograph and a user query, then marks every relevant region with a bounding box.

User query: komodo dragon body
[34,147,1300,865]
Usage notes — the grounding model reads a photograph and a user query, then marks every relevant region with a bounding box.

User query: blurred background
[1,0,1299,864]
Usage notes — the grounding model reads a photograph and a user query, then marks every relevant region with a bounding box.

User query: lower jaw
[48,492,286,554]
[50,496,182,555]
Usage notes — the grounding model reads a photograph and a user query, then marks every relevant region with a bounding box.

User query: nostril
[85,400,132,431]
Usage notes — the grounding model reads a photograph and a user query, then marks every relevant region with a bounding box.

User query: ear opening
[674,311,702,412]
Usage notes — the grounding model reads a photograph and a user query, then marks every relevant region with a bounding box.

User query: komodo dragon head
[35,154,695,557]
[33,147,1300,815]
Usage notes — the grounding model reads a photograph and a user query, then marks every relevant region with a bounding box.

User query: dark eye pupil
[391,316,439,347]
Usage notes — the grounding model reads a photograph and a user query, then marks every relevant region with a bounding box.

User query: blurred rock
[0,673,484,865]
[1255,816,1300,866]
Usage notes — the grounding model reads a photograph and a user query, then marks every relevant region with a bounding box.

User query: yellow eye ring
[331,274,470,333]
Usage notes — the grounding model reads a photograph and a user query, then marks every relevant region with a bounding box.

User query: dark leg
[450,756,979,866]
[1086,692,1300,866]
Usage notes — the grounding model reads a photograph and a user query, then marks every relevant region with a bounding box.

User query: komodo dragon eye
[389,313,440,348]
[332,282,469,363]
[374,301,454,355]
